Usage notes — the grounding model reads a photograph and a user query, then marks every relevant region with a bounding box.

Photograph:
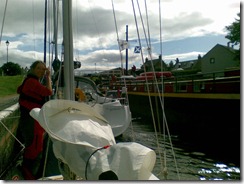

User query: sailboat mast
[62,0,74,100]
[44,0,47,64]
[125,25,128,75]
[53,0,58,59]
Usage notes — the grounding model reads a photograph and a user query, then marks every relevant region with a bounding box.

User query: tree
[1,62,22,76]
[225,13,240,60]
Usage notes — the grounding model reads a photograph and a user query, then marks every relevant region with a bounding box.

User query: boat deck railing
[103,69,240,94]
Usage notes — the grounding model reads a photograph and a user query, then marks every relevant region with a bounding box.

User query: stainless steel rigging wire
[131,0,164,178]
[111,0,124,75]
[131,0,180,179]
[0,0,8,44]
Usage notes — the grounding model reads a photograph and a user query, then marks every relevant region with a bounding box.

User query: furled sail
[30,99,158,180]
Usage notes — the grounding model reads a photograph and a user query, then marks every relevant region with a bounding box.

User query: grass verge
[0,75,24,97]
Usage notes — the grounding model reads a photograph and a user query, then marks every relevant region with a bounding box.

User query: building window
[210,58,215,64]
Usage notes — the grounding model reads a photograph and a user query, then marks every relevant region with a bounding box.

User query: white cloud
[0,0,240,71]
[163,51,205,63]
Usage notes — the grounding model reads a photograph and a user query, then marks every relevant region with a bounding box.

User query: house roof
[173,59,200,70]
[201,43,239,62]
[172,43,238,71]
[216,43,237,54]
[205,44,237,55]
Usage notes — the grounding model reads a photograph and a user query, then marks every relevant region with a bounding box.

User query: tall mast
[62,0,74,100]
[125,25,128,75]
[53,0,58,59]
[43,0,48,63]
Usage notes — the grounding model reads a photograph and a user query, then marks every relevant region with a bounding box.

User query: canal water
[117,119,241,181]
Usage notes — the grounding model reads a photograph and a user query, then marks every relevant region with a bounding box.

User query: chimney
[227,42,230,47]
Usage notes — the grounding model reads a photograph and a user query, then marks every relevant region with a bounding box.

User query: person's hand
[45,67,51,77]
[45,67,52,91]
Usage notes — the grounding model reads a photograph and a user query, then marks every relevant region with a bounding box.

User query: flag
[134,46,141,53]
[118,40,129,51]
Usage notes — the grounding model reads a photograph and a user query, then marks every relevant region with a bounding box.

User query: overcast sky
[0,0,240,73]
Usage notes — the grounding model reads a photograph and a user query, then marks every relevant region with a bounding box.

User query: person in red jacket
[17,60,52,180]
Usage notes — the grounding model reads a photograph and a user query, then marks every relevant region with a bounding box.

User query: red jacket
[17,75,52,110]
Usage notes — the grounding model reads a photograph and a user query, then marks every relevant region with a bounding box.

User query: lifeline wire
[0,118,25,150]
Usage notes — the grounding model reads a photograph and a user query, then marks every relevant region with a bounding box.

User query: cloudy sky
[0,0,240,74]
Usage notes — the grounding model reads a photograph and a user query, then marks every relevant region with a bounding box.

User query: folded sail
[30,99,158,180]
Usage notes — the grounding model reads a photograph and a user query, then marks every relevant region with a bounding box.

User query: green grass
[0,75,24,97]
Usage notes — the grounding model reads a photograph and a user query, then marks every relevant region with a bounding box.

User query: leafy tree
[225,13,240,45]
[1,62,22,76]
[225,13,240,60]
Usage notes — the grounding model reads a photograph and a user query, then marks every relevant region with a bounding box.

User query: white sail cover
[30,99,157,180]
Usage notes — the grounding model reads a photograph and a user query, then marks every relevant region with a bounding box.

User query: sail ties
[49,107,82,118]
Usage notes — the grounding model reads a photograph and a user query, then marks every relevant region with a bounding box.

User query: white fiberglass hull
[93,99,131,137]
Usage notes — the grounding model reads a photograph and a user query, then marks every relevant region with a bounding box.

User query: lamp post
[5,40,9,63]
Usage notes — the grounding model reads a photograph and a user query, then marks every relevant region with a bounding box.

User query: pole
[6,43,8,63]
[5,40,9,63]
[53,0,58,59]
[125,25,128,75]
[63,0,74,100]
[44,0,47,63]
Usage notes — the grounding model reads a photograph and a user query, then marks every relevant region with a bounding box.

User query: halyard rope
[131,0,180,179]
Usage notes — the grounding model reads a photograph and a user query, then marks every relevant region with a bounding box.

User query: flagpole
[125,25,128,75]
